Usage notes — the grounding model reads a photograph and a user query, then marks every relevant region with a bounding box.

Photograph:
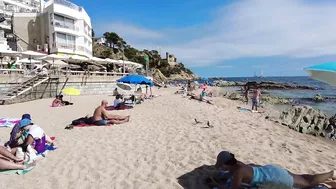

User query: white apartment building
[43,0,92,57]
[0,0,92,57]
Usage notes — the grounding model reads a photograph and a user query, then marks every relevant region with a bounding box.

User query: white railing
[0,69,129,77]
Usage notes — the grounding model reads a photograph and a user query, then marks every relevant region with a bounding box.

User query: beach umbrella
[62,87,80,96]
[21,51,46,67]
[69,55,88,63]
[90,56,106,64]
[117,74,154,86]
[304,62,336,87]
[39,54,69,67]
[116,83,132,91]
[61,87,80,102]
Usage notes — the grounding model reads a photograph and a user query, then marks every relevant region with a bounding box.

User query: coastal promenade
[0,87,334,188]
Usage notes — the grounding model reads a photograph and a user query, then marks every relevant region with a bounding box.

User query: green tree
[103,32,121,48]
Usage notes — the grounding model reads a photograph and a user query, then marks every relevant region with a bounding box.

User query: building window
[56,32,76,49]
[54,14,75,30]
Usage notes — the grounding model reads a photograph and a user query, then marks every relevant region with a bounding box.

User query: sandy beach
[0,87,335,189]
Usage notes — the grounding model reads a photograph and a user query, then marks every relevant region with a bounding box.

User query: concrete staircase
[0,75,49,104]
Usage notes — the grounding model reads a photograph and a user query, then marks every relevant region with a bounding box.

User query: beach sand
[0,87,335,189]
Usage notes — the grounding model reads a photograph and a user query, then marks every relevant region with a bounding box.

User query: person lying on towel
[212,151,336,189]
[92,100,130,126]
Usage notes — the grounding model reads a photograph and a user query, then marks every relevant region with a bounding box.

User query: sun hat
[215,151,233,169]
[21,114,31,120]
[19,118,31,128]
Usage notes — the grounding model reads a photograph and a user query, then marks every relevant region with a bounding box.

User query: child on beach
[251,87,261,111]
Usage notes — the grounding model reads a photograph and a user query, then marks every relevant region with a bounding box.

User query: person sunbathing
[189,93,213,105]
[92,100,130,126]
[0,146,36,170]
[213,151,336,189]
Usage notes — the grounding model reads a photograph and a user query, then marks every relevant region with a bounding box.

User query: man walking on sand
[92,100,130,126]
[251,87,261,111]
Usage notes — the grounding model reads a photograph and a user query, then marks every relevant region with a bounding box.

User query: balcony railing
[52,42,76,50]
[53,21,79,31]
[55,0,81,12]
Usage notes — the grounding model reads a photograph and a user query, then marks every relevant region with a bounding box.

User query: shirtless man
[92,100,130,126]
[251,87,261,111]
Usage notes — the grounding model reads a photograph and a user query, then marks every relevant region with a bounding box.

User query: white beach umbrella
[90,56,106,64]
[39,54,69,67]
[16,58,41,64]
[21,51,46,65]
[116,83,132,91]
[69,55,89,63]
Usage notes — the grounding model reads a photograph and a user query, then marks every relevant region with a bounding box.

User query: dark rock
[279,106,336,140]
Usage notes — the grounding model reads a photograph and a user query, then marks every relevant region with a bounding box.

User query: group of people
[0,114,55,171]
[208,151,336,189]
[241,85,261,111]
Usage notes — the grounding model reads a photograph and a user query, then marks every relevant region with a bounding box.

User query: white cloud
[96,0,336,67]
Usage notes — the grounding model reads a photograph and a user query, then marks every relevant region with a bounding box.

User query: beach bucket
[34,136,46,154]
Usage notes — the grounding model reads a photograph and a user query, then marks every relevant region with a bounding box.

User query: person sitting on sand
[251,87,261,111]
[189,94,213,105]
[92,100,130,126]
[213,151,336,189]
[59,95,73,105]
[5,114,55,157]
[0,146,36,170]
[114,94,123,109]
[200,88,207,100]
[51,95,63,107]
[113,88,119,96]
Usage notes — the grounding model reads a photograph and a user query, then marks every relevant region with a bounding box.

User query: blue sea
[219,76,336,116]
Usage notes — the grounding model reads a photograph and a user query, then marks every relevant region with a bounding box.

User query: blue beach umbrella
[304,62,336,87]
[117,74,154,86]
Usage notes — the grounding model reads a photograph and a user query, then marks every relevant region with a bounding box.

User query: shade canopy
[39,54,69,61]
[21,51,46,58]
[0,49,19,57]
[117,74,154,86]
[304,62,336,87]
[90,57,106,63]
[69,55,89,62]
[15,58,42,64]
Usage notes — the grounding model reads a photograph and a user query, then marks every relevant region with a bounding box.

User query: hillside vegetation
[92,31,197,81]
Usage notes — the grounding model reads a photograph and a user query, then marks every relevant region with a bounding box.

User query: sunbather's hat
[215,151,233,169]
[21,114,31,120]
[19,118,32,128]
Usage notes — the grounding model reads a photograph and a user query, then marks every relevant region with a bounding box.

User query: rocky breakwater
[216,81,317,90]
[279,106,336,140]
[223,92,292,105]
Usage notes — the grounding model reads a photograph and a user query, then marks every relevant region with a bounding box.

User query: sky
[71,0,336,77]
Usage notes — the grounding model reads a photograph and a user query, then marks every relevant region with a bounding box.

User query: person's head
[19,118,33,130]
[101,100,108,107]
[59,95,63,99]
[21,114,31,120]
[116,94,120,100]
[215,151,238,170]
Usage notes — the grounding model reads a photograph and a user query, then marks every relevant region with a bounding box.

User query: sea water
[218,76,336,116]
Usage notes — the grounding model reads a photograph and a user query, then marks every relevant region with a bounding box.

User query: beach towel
[211,171,329,189]
[0,118,20,128]
[237,107,263,113]
[73,123,111,127]
[0,160,35,175]
[105,104,134,111]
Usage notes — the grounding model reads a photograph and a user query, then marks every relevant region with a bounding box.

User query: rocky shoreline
[219,90,335,141]
[215,80,319,90]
